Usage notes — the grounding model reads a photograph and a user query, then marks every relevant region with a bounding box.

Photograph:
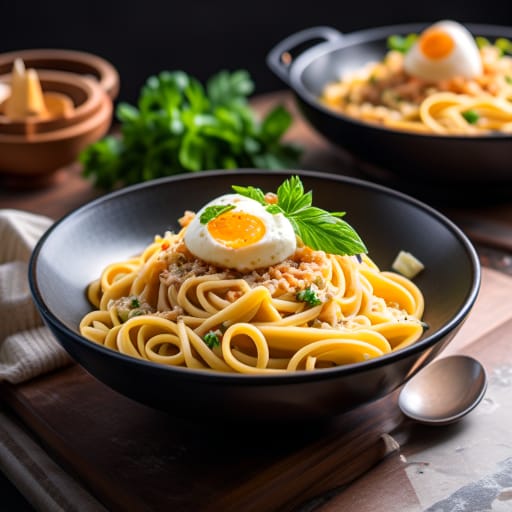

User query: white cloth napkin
[0,209,71,383]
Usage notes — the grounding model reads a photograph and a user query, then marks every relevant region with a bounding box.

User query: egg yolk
[419,29,455,59]
[207,211,266,249]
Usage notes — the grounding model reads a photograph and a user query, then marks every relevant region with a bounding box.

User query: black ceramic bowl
[29,170,480,423]
[267,23,512,183]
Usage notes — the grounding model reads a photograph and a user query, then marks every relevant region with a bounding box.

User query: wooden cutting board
[1,266,512,512]
[1,364,404,512]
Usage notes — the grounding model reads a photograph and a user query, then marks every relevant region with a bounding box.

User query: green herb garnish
[387,34,418,53]
[296,287,322,307]
[476,36,512,55]
[80,70,302,190]
[130,297,140,308]
[496,37,512,56]
[475,36,491,49]
[204,330,221,349]
[200,204,236,224]
[233,176,367,256]
[462,109,480,124]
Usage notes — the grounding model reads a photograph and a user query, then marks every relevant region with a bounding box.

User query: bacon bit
[264,192,278,204]
[179,210,196,228]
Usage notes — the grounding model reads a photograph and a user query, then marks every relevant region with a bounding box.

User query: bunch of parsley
[80,70,302,189]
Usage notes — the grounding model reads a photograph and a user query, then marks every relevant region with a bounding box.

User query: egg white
[184,194,297,271]
[404,20,483,81]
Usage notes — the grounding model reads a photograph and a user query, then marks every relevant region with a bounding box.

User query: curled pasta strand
[265,304,323,327]
[177,319,230,372]
[373,321,424,350]
[287,339,385,371]
[196,279,251,314]
[222,323,281,374]
[99,272,136,310]
[87,279,102,309]
[144,333,185,366]
[194,286,272,337]
[100,261,140,293]
[381,271,424,318]
[258,325,392,354]
[177,274,226,318]
[231,349,290,370]
[79,310,113,344]
[359,266,418,315]
[130,253,167,307]
[269,297,306,314]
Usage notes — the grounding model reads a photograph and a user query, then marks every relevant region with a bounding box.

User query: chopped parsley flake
[204,330,221,349]
[462,109,480,124]
[296,287,322,307]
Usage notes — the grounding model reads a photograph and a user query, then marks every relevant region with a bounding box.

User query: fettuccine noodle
[80,227,426,374]
[321,43,512,134]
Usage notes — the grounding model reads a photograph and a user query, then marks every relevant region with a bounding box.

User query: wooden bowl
[0,48,119,100]
[0,70,113,183]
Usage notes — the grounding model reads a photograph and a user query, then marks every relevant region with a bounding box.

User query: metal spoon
[398,354,488,426]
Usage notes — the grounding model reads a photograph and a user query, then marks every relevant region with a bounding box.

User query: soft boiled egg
[404,20,483,81]
[184,193,297,271]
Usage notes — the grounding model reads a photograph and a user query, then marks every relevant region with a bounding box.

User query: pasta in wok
[79,176,426,374]
[321,20,512,135]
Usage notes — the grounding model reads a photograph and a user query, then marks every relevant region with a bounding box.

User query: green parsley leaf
[130,297,140,308]
[462,109,480,124]
[79,70,302,190]
[495,37,512,56]
[204,330,221,349]
[475,36,491,49]
[387,34,418,53]
[233,176,367,256]
[296,287,322,307]
[200,204,236,224]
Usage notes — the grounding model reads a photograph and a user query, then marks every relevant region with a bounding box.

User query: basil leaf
[231,185,267,205]
[293,212,367,255]
[267,176,367,256]
[276,175,312,214]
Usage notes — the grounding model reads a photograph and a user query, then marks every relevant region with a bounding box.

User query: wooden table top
[2,90,512,512]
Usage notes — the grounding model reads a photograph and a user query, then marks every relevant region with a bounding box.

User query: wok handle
[266,26,343,84]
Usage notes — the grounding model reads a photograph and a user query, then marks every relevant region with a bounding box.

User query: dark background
[3,0,512,104]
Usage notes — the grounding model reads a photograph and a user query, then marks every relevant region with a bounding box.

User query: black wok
[267,23,512,183]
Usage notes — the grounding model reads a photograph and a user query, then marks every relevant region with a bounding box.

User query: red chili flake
[161,241,170,250]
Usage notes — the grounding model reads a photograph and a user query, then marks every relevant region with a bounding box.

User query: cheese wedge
[0,82,10,105]
[4,59,48,119]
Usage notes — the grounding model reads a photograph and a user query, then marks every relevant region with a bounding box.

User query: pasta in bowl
[79,176,425,374]
[30,170,480,422]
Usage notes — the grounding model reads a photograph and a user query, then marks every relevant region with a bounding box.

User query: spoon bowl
[398,355,487,426]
